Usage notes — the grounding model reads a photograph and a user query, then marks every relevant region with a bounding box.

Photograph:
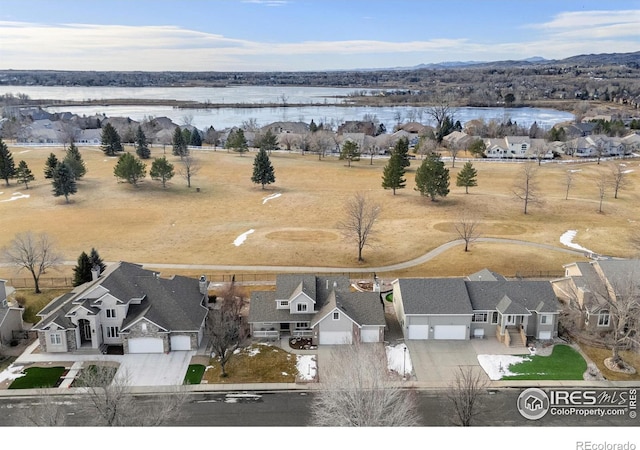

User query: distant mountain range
[387,51,640,71]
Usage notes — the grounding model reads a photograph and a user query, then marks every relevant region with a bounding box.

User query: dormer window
[333,312,340,320]
[297,303,308,312]
[277,300,289,309]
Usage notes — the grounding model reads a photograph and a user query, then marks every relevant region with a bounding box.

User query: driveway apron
[114,351,195,386]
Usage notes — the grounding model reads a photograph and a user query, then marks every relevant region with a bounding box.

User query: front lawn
[502,344,587,380]
[8,366,66,389]
[203,343,297,383]
[184,364,205,384]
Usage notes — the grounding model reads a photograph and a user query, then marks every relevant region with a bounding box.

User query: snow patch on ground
[477,354,530,380]
[622,169,634,174]
[296,355,317,381]
[0,364,25,384]
[262,192,282,204]
[246,347,261,357]
[233,229,254,246]
[560,230,594,254]
[18,150,31,154]
[0,192,30,203]
[568,169,582,173]
[386,343,412,377]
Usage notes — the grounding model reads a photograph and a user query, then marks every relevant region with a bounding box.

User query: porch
[494,311,529,348]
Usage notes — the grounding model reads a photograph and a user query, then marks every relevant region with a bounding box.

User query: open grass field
[1,143,638,281]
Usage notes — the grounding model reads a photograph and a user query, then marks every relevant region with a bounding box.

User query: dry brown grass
[579,344,640,382]
[1,143,638,280]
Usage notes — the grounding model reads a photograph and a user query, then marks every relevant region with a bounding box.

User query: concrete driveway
[114,351,195,387]
[405,340,485,384]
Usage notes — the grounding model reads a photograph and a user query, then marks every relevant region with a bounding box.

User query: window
[107,327,119,338]
[540,314,550,325]
[297,303,308,312]
[491,312,499,324]
[472,312,488,323]
[106,308,116,318]
[598,311,610,327]
[278,300,289,308]
[49,333,62,345]
[295,322,309,329]
[333,312,340,320]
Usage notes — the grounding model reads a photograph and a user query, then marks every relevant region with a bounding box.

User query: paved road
[2,237,588,274]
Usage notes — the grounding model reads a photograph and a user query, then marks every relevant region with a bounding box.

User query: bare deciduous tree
[14,390,68,426]
[447,367,488,426]
[512,163,541,215]
[564,169,577,200]
[1,231,62,293]
[207,281,248,377]
[454,216,482,252]
[337,192,381,262]
[310,343,420,426]
[178,153,200,188]
[609,163,629,199]
[596,173,608,213]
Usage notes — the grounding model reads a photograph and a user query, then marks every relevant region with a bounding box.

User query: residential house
[248,274,386,345]
[33,262,209,354]
[392,270,561,347]
[551,259,640,333]
[484,136,553,159]
[0,279,24,348]
[566,135,625,157]
[442,130,474,150]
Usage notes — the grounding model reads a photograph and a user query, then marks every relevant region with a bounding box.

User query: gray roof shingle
[396,278,473,315]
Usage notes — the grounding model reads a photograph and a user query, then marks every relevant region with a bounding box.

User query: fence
[7,277,74,289]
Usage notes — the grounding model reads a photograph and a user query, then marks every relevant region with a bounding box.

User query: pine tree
[381,150,406,195]
[394,137,411,169]
[339,140,360,167]
[150,156,175,188]
[456,161,478,194]
[15,160,35,189]
[44,152,59,179]
[100,123,123,156]
[225,129,248,154]
[251,148,275,189]
[64,141,86,179]
[72,251,91,286]
[259,129,278,154]
[113,152,146,186]
[415,153,450,201]
[135,125,151,159]
[189,129,202,147]
[0,138,16,186]
[52,161,77,203]
[88,248,106,274]
[172,127,188,158]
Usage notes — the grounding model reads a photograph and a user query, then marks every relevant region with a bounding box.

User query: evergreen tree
[113,152,146,186]
[172,127,188,158]
[259,129,278,154]
[393,137,411,168]
[100,123,123,156]
[467,139,487,158]
[339,140,360,167]
[309,119,318,133]
[64,141,86,179]
[0,138,16,186]
[189,129,202,147]
[381,149,406,195]
[88,248,106,274]
[150,156,175,188]
[225,129,249,154]
[182,128,192,147]
[72,251,92,286]
[15,160,35,189]
[251,148,276,189]
[135,125,151,159]
[415,153,450,201]
[44,152,59,179]
[456,161,478,194]
[52,161,77,203]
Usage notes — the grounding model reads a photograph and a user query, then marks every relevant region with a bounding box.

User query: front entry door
[79,319,92,344]
[505,315,516,326]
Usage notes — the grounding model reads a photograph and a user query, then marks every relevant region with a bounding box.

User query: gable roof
[396,278,473,315]
[311,290,385,327]
[466,280,560,313]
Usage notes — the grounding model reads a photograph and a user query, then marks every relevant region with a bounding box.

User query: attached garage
[170,335,192,351]
[408,324,429,340]
[319,331,352,345]
[127,337,164,353]
[433,325,466,340]
[361,326,381,343]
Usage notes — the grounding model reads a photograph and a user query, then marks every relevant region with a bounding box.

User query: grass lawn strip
[8,366,66,389]
[184,364,205,385]
[501,344,587,380]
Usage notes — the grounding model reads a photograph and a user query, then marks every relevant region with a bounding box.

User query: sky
[0,0,639,71]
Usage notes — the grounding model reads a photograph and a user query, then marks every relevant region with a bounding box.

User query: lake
[1,85,575,131]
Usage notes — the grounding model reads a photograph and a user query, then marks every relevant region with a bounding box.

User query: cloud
[242,0,289,6]
[528,9,640,40]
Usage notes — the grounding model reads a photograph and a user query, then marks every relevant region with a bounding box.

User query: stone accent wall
[66,329,78,351]
[122,320,168,353]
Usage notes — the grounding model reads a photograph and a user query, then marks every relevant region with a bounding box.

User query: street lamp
[402,346,407,380]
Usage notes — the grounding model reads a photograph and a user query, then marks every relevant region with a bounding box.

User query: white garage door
[433,325,466,340]
[361,327,380,343]
[408,325,429,340]
[537,331,552,340]
[320,331,352,345]
[128,337,164,353]
[170,335,192,351]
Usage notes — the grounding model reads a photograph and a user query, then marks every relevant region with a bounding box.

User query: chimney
[199,275,208,296]
[91,265,101,281]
